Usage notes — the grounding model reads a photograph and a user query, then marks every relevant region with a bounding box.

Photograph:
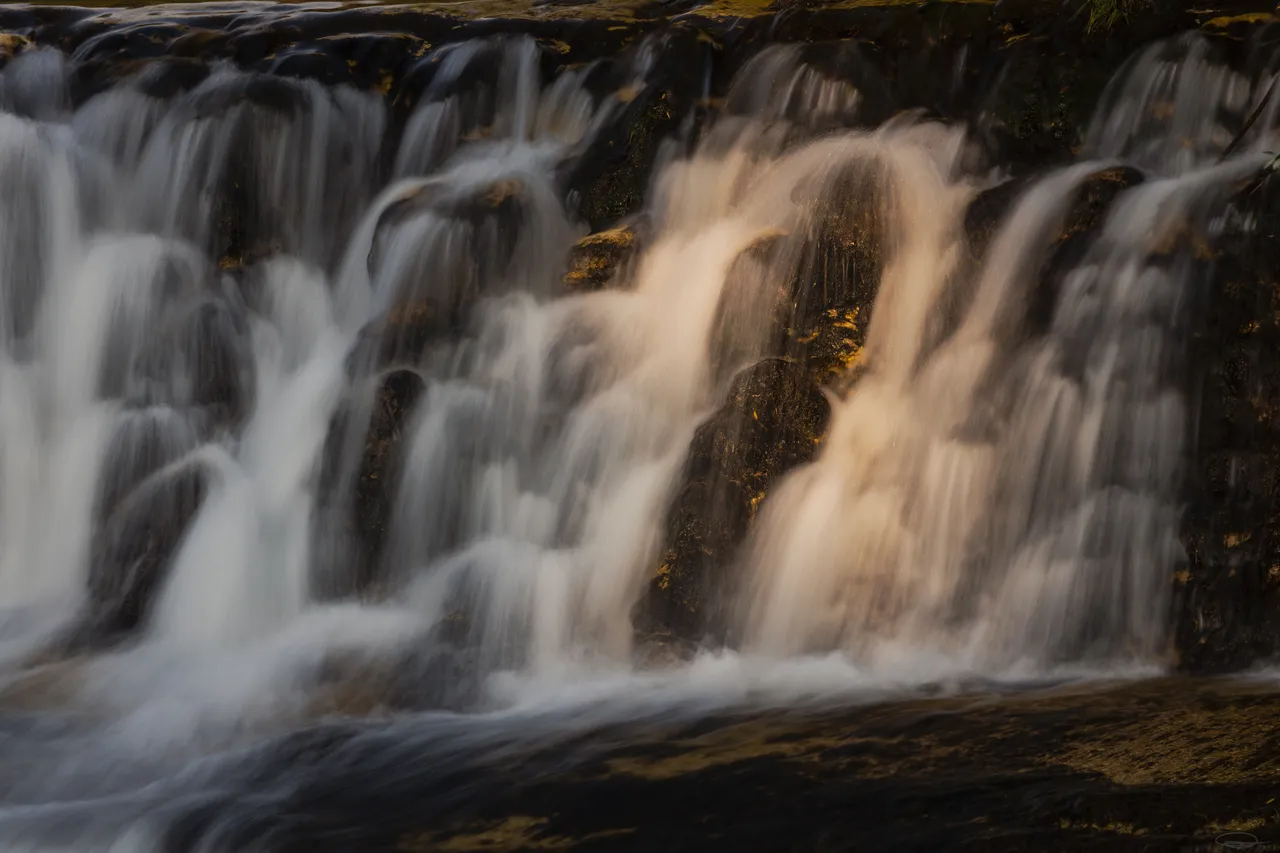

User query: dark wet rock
[315,368,426,601]
[390,678,1280,853]
[638,358,829,642]
[132,294,257,434]
[263,49,353,90]
[562,82,681,231]
[266,32,426,91]
[368,182,445,249]
[53,461,209,651]
[383,37,515,150]
[0,33,31,67]
[442,178,529,242]
[633,630,700,669]
[312,639,489,715]
[348,301,449,377]
[1029,165,1147,322]
[1054,166,1146,252]
[966,165,1146,340]
[159,677,1280,853]
[132,57,211,99]
[1179,169,1280,674]
[353,179,532,373]
[562,219,641,291]
[965,175,1033,261]
[783,233,878,389]
[371,177,526,280]
[782,162,891,388]
[93,407,201,531]
[190,72,310,118]
[707,228,794,388]
[562,31,706,231]
[147,73,379,270]
[353,369,427,594]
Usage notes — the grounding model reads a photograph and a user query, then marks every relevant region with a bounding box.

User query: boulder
[131,294,257,434]
[561,31,706,231]
[562,219,640,291]
[638,358,830,641]
[964,165,1146,339]
[264,32,427,92]
[0,33,31,68]
[352,178,532,373]
[347,299,451,377]
[132,57,211,99]
[50,461,210,652]
[93,407,202,530]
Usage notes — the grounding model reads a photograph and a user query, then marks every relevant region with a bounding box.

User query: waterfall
[0,16,1275,850]
[742,35,1267,672]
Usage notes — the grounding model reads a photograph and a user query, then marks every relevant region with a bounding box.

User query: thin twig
[1220,73,1279,163]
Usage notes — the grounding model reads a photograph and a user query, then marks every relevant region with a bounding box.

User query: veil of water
[0,21,1272,851]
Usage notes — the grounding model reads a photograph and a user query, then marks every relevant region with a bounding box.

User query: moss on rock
[562,220,640,291]
[639,358,830,641]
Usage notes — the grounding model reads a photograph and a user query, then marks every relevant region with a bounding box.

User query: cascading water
[743,34,1268,673]
[0,17,1273,851]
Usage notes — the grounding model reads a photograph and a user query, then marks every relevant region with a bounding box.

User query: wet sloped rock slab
[1181,167,1280,673]
[363,678,1280,853]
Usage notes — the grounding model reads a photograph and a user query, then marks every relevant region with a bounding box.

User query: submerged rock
[132,295,257,434]
[93,406,202,530]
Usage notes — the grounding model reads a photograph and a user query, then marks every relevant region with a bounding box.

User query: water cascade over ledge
[0,5,1277,850]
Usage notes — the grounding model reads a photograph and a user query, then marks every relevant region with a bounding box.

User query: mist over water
[0,23,1272,851]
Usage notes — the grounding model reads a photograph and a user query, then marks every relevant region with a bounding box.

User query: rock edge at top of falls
[1,1,1275,65]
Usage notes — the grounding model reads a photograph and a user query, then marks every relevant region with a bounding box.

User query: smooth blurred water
[0,25,1271,852]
